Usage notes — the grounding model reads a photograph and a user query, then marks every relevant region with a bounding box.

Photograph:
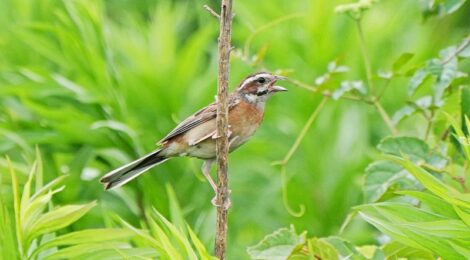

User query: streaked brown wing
[158,95,240,144]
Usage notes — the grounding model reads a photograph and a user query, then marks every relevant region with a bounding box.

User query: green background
[1,0,469,258]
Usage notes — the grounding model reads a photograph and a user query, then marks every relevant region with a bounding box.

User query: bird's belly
[184,133,252,159]
[186,140,217,159]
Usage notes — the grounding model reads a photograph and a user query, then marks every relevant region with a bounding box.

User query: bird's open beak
[270,85,288,92]
[269,75,288,93]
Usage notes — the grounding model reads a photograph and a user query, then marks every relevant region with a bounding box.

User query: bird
[100,72,287,207]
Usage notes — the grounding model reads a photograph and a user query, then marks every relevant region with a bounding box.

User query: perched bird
[100,72,287,205]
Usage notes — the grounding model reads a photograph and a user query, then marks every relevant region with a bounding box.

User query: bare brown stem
[214,0,233,258]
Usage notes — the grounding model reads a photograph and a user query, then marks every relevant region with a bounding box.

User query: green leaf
[420,0,467,18]
[378,136,447,168]
[30,175,66,201]
[306,237,339,260]
[414,95,433,110]
[23,187,64,232]
[389,156,470,208]
[32,228,136,258]
[454,206,470,227]
[450,241,470,258]
[441,0,467,14]
[462,86,470,135]
[90,120,137,139]
[377,70,393,79]
[335,0,380,19]
[407,46,459,104]
[145,212,181,259]
[0,188,19,260]
[8,158,24,256]
[358,204,435,251]
[247,225,306,260]
[166,184,185,233]
[397,190,459,219]
[356,245,384,260]
[434,48,458,106]
[382,242,435,260]
[20,160,38,221]
[408,68,430,96]
[332,81,367,100]
[324,237,367,259]
[357,202,469,258]
[443,112,470,160]
[398,220,470,239]
[327,61,349,73]
[27,202,96,243]
[392,53,414,72]
[363,161,418,203]
[150,208,197,259]
[43,243,157,260]
[392,105,416,125]
[118,218,166,255]
[187,226,216,260]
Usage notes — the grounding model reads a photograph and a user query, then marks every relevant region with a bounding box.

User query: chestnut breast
[228,100,264,149]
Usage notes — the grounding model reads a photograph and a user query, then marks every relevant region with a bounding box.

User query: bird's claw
[211,196,231,209]
[211,189,232,209]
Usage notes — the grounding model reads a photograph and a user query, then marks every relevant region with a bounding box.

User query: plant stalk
[355,18,374,93]
[214,0,233,259]
[373,100,398,135]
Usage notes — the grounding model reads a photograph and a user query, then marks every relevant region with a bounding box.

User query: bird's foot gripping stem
[211,189,231,210]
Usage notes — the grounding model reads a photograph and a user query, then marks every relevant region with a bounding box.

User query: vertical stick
[214,0,233,259]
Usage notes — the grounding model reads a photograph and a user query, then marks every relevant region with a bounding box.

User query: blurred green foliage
[1,0,469,258]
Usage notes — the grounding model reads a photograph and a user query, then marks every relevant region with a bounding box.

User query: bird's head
[236,72,287,105]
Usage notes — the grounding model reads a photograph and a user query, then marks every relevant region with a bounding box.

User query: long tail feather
[100,149,169,190]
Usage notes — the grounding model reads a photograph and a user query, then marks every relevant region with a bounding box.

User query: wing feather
[158,95,239,144]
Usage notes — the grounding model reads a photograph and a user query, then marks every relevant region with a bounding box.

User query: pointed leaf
[378,136,447,168]
[382,242,434,260]
[306,238,339,260]
[363,161,418,203]
[247,225,306,260]
[20,161,38,220]
[32,228,135,258]
[43,243,157,260]
[23,187,64,232]
[454,206,470,227]
[393,53,414,72]
[392,105,416,125]
[408,68,430,96]
[187,225,216,259]
[332,81,367,100]
[324,236,367,259]
[434,48,458,105]
[27,202,96,242]
[397,191,458,219]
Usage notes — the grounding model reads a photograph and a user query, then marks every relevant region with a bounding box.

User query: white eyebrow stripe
[238,73,272,89]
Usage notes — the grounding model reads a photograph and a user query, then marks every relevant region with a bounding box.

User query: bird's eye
[257,77,266,84]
